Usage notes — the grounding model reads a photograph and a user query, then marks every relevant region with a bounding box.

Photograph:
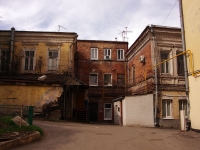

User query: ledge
[0,131,41,150]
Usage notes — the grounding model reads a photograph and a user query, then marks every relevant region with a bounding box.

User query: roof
[78,39,128,44]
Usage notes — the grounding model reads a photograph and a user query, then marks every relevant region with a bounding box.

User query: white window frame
[104,103,112,120]
[162,99,172,119]
[89,73,98,86]
[104,49,111,60]
[104,73,112,86]
[23,49,36,72]
[117,49,124,61]
[90,48,98,60]
[48,50,59,71]
[179,99,188,117]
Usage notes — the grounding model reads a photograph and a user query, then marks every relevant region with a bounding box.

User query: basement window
[89,73,98,86]
[104,74,112,86]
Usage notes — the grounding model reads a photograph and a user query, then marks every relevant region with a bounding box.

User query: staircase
[76,109,86,122]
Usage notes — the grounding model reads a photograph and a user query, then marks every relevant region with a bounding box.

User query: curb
[0,131,41,150]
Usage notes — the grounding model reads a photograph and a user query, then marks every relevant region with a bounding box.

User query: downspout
[150,25,158,126]
[179,0,190,128]
[69,34,78,76]
[9,27,15,72]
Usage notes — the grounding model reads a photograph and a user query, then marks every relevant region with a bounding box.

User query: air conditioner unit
[139,55,145,63]
[105,55,110,59]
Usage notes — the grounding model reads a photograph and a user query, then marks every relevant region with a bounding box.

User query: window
[161,53,169,73]
[179,100,187,116]
[89,73,98,86]
[162,100,172,118]
[132,65,135,85]
[104,103,112,120]
[117,49,124,60]
[24,50,35,70]
[104,74,112,86]
[0,49,10,71]
[177,53,184,76]
[104,49,111,60]
[91,48,98,60]
[117,74,125,86]
[48,51,58,71]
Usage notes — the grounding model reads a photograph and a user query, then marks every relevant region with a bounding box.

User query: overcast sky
[0,0,180,46]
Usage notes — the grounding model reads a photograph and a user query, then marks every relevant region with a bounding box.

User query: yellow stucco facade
[0,85,62,107]
[0,30,78,113]
[182,0,200,130]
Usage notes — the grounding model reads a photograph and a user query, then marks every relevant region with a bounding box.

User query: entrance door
[89,103,98,122]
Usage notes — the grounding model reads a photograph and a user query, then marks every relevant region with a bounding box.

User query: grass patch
[0,116,43,136]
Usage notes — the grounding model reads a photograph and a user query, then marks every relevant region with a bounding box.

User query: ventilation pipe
[9,27,15,72]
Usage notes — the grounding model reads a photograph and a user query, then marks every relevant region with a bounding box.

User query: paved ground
[12,120,200,150]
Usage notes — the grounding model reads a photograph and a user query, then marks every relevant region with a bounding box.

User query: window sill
[104,118,112,120]
[163,117,174,120]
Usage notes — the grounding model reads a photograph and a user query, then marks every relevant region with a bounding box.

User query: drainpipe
[69,34,78,76]
[9,27,15,72]
[150,25,158,126]
[179,0,190,129]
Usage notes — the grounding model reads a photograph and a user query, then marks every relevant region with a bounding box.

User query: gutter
[179,0,191,130]
[150,25,159,126]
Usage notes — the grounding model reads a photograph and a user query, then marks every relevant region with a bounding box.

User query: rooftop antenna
[58,25,67,32]
[118,23,133,41]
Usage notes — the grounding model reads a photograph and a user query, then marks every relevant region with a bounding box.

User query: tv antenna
[58,25,67,32]
[118,24,133,41]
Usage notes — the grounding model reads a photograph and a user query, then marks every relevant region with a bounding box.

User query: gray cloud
[0,0,180,46]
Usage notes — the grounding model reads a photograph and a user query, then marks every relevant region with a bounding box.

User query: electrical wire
[162,0,178,25]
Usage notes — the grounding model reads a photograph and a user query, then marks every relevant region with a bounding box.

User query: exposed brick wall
[75,40,128,122]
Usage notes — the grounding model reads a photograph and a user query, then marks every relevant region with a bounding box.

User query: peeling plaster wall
[0,85,63,112]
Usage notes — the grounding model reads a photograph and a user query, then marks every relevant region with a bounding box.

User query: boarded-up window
[117,74,125,86]
[89,73,98,86]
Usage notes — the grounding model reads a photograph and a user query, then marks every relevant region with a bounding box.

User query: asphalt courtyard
[12,120,200,150]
